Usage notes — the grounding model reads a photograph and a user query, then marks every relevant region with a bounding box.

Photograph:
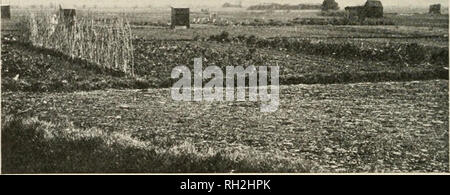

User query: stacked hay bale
[59,5,76,25]
[1,4,11,19]
[363,0,383,18]
[171,8,190,29]
[345,0,383,19]
[429,4,441,15]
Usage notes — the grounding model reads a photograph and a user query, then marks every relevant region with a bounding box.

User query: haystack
[171,8,190,29]
[429,4,441,15]
[345,0,383,19]
[1,4,11,19]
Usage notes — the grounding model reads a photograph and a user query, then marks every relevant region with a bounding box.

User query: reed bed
[21,12,135,76]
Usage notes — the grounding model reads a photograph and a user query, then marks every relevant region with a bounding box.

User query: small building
[1,4,11,19]
[171,8,190,29]
[345,0,383,19]
[429,4,441,15]
[345,6,363,17]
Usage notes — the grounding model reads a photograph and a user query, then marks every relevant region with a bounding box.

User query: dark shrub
[321,0,339,11]
[431,48,449,66]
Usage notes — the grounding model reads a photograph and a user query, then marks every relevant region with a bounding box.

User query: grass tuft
[1,115,316,173]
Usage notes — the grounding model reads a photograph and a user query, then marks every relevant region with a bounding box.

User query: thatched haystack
[363,0,383,18]
[321,0,339,11]
[345,0,383,19]
[429,4,441,15]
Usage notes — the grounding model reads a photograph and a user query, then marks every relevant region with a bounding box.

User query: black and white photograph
[0,0,449,175]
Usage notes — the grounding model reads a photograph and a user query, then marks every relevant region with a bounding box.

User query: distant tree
[321,0,339,11]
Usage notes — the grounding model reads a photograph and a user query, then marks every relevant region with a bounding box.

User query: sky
[1,0,448,8]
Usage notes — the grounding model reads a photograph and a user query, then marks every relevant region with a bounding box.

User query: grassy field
[2,36,447,91]
[1,7,449,173]
[2,80,448,173]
